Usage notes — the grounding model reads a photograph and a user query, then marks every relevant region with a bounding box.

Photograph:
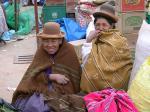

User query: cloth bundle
[84,88,138,112]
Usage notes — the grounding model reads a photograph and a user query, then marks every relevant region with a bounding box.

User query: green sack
[5,3,34,35]
[0,98,17,112]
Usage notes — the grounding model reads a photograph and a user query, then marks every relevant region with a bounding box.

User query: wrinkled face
[95,18,112,31]
[42,38,63,55]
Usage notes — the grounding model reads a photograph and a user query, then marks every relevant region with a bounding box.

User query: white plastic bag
[128,20,150,87]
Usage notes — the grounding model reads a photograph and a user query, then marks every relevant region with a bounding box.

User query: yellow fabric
[128,57,150,112]
[81,29,132,93]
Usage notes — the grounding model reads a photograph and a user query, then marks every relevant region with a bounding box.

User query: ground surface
[0,33,37,103]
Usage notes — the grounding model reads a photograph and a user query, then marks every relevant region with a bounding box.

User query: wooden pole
[34,0,40,47]
[14,0,19,31]
[34,0,39,34]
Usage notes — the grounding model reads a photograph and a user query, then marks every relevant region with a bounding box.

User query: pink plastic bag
[84,88,138,112]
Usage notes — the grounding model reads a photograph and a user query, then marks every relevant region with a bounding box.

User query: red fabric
[84,88,138,112]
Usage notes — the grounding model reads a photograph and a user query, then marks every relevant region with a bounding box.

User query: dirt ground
[0,33,37,103]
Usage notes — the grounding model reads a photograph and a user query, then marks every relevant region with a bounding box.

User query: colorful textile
[81,29,133,93]
[12,40,85,112]
[84,88,138,112]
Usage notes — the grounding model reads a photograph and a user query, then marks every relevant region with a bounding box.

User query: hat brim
[93,1,106,5]
[93,11,118,23]
[37,31,65,39]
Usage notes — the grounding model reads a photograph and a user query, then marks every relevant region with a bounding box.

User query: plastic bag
[75,3,96,28]
[129,20,150,86]
[128,57,150,112]
[1,30,15,41]
[5,3,34,35]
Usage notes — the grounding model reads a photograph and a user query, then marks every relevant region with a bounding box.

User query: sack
[0,98,17,112]
[75,2,96,28]
[128,57,150,112]
[129,20,150,87]
[84,88,138,112]
[5,3,34,35]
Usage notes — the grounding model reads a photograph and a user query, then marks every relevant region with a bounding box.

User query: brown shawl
[12,40,85,111]
[80,29,133,93]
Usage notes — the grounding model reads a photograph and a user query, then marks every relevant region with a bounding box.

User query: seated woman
[12,22,85,112]
[80,3,133,93]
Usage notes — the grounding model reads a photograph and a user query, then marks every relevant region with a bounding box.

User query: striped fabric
[81,30,133,93]
[84,88,138,112]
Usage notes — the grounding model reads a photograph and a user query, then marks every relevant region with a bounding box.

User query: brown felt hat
[37,22,65,39]
[93,0,108,5]
[93,3,118,23]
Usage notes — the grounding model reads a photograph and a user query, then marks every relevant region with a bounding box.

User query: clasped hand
[49,74,70,85]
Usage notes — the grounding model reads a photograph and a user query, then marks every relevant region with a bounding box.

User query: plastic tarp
[4,3,42,35]
[4,3,33,35]
[56,18,87,42]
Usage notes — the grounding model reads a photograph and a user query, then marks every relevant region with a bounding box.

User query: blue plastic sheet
[56,18,87,42]
[1,30,15,41]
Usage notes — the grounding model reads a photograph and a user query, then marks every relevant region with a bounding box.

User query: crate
[42,5,66,23]
[116,11,145,34]
[115,0,145,12]
[124,33,138,49]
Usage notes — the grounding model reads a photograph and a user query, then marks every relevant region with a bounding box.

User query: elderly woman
[80,3,133,93]
[12,22,85,112]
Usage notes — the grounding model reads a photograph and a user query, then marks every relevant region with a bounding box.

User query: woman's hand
[49,74,70,85]
[86,30,101,43]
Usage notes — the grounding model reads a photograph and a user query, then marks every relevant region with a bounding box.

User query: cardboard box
[123,33,138,48]
[115,0,145,12]
[116,11,145,34]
